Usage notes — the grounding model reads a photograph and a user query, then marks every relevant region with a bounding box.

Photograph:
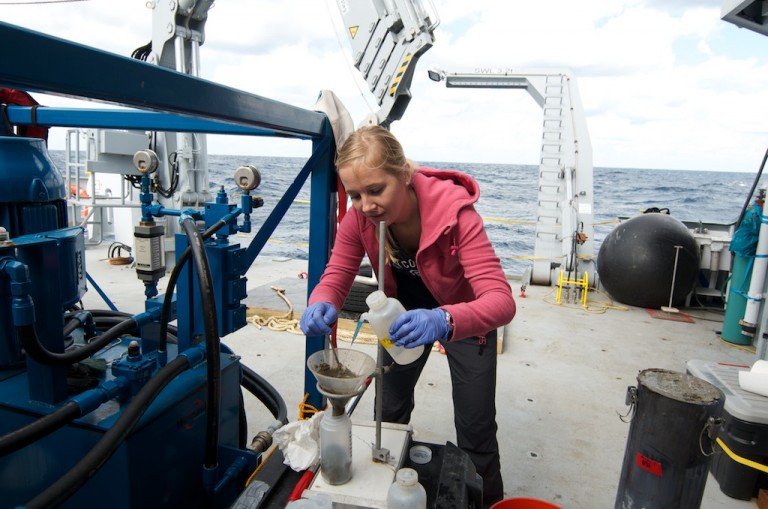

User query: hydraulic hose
[241,363,288,425]
[87,317,140,332]
[20,319,137,366]
[78,312,176,341]
[83,310,135,319]
[63,312,91,337]
[0,401,80,457]
[180,217,221,471]
[159,219,226,354]
[22,355,190,509]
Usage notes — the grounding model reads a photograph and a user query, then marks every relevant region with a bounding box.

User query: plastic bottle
[285,493,332,508]
[319,411,353,485]
[387,468,427,509]
[363,290,423,365]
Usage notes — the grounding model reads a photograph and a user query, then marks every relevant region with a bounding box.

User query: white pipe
[743,206,768,333]
[174,35,185,74]
[190,37,200,77]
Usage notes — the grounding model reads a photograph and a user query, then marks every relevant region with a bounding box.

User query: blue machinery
[0,21,337,508]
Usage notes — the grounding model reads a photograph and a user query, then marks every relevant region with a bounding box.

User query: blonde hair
[336,126,416,263]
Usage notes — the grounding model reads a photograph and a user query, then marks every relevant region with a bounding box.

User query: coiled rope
[248,286,303,334]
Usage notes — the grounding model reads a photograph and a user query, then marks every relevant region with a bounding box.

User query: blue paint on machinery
[0,125,334,508]
[0,137,67,235]
[0,138,265,507]
[0,19,339,509]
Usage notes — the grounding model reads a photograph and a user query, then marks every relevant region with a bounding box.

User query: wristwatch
[442,309,454,340]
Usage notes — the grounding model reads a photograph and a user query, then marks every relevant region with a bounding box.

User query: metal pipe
[374,220,388,461]
[378,221,386,292]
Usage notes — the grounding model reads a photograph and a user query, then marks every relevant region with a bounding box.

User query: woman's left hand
[390,309,449,348]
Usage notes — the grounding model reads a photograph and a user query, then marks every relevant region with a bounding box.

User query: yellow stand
[556,270,589,308]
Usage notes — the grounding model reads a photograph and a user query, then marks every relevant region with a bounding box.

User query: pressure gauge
[133,149,159,174]
[234,165,261,191]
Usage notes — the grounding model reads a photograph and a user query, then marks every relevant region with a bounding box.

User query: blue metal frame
[0,22,327,136]
[304,136,339,406]
[0,19,337,412]
[5,106,310,138]
[85,272,118,312]
[242,133,332,266]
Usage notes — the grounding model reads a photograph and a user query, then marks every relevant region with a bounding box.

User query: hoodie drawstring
[450,230,458,256]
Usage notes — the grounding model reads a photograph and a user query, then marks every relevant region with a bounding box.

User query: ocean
[50,151,767,277]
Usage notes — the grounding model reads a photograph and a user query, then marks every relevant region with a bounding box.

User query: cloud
[3,0,768,171]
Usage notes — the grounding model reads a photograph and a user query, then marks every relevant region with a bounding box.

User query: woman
[300,125,516,507]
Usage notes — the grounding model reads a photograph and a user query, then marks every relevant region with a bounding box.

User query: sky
[3,0,768,172]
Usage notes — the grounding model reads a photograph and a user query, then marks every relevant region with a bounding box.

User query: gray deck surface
[81,245,758,508]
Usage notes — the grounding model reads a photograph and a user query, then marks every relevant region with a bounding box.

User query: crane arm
[336,0,438,127]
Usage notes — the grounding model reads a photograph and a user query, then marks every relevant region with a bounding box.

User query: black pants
[377,329,503,507]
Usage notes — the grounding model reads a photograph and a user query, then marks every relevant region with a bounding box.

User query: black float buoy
[597,213,700,308]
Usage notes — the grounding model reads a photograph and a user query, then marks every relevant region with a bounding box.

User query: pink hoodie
[308,167,516,341]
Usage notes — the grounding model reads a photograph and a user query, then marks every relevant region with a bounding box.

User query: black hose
[82,310,136,319]
[21,319,137,366]
[736,146,768,228]
[64,311,161,343]
[0,400,80,457]
[90,321,139,334]
[85,316,175,340]
[22,355,190,509]
[158,249,186,353]
[63,314,88,337]
[567,229,578,280]
[241,363,288,425]
[159,220,226,354]
[180,218,221,470]
[238,389,247,449]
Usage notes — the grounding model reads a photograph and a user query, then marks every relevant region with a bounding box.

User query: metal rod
[378,221,386,292]
[373,220,389,461]
[661,245,682,313]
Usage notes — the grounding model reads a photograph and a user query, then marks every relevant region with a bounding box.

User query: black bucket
[615,369,724,509]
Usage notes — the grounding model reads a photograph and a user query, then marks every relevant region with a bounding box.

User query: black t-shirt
[390,248,439,311]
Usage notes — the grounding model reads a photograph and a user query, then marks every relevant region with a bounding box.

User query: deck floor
[81,245,758,508]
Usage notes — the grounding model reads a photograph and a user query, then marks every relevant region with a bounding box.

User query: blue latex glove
[390,309,449,348]
[300,302,337,336]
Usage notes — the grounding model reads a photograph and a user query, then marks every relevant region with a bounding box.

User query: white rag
[739,360,768,397]
[313,90,354,149]
[273,411,324,471]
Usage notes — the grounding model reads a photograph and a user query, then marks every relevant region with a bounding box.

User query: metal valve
[133,149,160,174]
[234,165,261,191]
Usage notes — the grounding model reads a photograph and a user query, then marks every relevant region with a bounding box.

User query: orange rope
[244,444,278,487]
[298,393,324,420]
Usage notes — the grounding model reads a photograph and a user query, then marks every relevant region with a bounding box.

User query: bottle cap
[396,467,418,486]
[409,445,432,464]
[365,290,387,310]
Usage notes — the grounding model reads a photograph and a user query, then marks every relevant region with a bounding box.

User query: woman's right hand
[299,302,338,336]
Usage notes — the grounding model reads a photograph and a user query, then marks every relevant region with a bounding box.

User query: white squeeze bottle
[363,290,423,365]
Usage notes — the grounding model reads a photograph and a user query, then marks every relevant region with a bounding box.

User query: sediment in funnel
[316,362,357,379]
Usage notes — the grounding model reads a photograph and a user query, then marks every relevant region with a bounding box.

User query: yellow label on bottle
[380,336,394,348]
